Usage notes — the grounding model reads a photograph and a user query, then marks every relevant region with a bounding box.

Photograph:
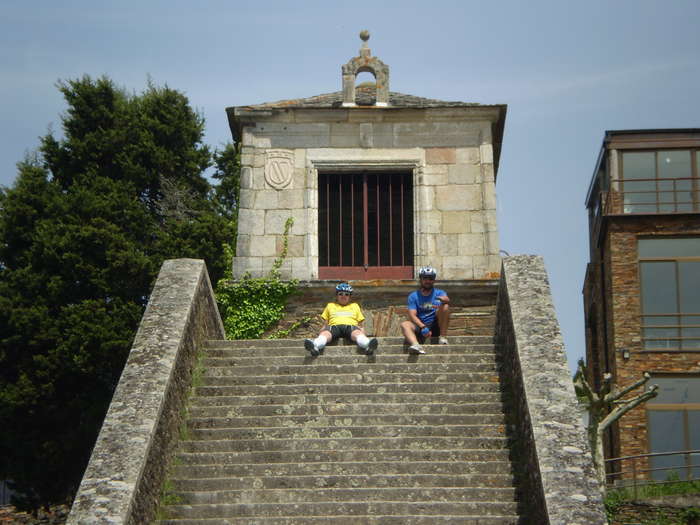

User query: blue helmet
[418,266,437,279]
[336,282,354,294]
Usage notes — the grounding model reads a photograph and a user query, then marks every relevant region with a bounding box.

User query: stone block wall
[67,259,224,525]
[232,106,501,281]
[495,255,606,525]
[267,279,499,339]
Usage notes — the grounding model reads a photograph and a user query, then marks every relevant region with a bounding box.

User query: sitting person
[400,266,450,354]
[304,282,378,357]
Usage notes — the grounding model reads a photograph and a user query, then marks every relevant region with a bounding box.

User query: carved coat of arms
[264,150,294,189]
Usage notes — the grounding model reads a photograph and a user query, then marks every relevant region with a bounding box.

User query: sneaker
[365,337,378,356]
[408,344,425,355]
[304,339,320,357]
[438,336,449,345]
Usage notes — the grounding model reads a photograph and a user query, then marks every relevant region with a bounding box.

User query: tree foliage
[0,76,238,509]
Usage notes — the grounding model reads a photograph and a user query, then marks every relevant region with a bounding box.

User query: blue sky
[2,0,699,373]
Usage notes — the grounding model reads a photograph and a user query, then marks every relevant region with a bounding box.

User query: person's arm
[408,308,425,329]
[409,308,431,337]
[355,303,365,327]
[436,292,449,304]
[320,304,331,331]
[407,293,426,329]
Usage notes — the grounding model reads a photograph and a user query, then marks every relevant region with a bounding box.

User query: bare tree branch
[604,372,652,404]
[600,385,659,432]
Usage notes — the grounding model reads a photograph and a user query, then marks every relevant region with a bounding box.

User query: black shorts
[329,324,360,341]
[413,321,440,341]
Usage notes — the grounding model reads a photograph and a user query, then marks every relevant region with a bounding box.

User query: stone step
[202,344,496,358]
[187,413,504,430]
[176,448,511,466]
[179,436,510,454]
[157,327,521,523]
[200,362,498,377]
[204,336,494,349]
[198,372,499,387]
[188,423,505,441]
[187,401,505,418]
[188,391,503,407]
[169,473,516,492]
[171,487,517,505]
[193,381,502,398]
[172,458,511,479]
[161,501,518,519]
[201,353,498,366]
[160,516,518,525]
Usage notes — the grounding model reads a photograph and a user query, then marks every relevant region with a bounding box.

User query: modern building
[226,33,506,281]
[583,129,700,480]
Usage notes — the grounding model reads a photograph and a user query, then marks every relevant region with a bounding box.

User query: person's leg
[401,320,419,345]
[436,303,450,344]
[351,327,378,355]
[401,320,425,354]
[305,329,333,356]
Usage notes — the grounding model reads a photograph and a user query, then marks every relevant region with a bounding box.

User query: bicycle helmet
[418,266,437,279]
[335,282,354,294]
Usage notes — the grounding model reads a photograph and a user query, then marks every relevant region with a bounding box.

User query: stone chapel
[226,32,506,281]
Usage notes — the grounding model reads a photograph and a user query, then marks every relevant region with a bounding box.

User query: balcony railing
[590,177,700,244]
[605,449,700,499]
[617,176,700,214]
[641,312,700,350]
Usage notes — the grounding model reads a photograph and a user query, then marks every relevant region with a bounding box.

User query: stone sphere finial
[360,30,370,42]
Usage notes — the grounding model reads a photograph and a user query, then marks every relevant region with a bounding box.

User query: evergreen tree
[0,76,238,509]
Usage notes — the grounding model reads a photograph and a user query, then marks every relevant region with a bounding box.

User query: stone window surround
[305,150,426,278]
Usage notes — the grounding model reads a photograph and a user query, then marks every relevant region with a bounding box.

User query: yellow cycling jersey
[321,302,365,327]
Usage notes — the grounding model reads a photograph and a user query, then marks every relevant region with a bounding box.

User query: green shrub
[215,218,299,339]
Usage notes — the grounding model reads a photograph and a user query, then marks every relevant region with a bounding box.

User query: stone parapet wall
[495,255,606,524]
[67,259,224,525]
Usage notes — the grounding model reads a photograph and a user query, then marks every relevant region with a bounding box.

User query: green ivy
[215,218,299,339]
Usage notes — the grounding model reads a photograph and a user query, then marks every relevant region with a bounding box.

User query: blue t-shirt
[407,288,447,326]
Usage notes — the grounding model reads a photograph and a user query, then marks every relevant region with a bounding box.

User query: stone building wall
[600,216,700,461]
[232,106,502,281]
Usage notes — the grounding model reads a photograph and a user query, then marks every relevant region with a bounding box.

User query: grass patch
[605,472,700,524]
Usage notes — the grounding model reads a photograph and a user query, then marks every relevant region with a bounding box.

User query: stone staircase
[157,336,521,524]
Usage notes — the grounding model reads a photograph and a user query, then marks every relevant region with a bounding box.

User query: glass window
[689,411,700,478]
[648,376,700,404]
[648,411,686,481]
[639,237,700,258]
[621,150,696,213]
[622,152,656,213]
[658,151,691,179]
[647,375,700,480]
[639,238,700,350]
[623,152,656,180]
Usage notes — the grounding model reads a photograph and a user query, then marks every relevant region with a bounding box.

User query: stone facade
[227,35,505,281]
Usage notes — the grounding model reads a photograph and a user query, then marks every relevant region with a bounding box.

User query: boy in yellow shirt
[304,283,378,357]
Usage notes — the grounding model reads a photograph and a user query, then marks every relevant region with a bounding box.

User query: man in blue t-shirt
[400,266,450,354]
